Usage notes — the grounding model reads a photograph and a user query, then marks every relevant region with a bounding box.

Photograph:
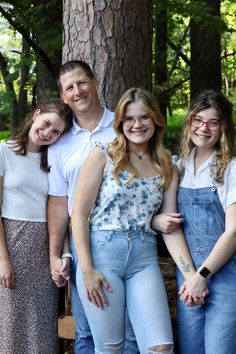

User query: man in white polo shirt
[47,60,139,354]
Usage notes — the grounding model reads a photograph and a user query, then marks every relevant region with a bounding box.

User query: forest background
[0,0,235,154]
[0,1,235,352]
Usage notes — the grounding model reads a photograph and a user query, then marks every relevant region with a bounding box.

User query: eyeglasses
[123,114,151,127]
[190,116,221,131]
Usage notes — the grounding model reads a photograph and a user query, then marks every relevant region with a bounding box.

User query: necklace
[131,151,145,160]
[137,152,145,160]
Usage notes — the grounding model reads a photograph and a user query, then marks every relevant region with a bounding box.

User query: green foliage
[0,91,15,129]
[0,0,62,130]
[153,0,236,113]
[164,108,186,154]
[16,0,62,56]
[0,130,10,142]
[190,1,228,33]
[221,1,236,102]
[0,0,235,135]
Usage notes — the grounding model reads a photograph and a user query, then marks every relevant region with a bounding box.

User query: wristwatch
[198,266,211,279]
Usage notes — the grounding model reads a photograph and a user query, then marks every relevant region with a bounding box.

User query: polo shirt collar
[70,107,113,135]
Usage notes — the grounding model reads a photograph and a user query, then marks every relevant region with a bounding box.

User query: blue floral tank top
[89,143,163,234]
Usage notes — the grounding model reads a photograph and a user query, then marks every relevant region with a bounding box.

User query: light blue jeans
[70,231,140,354]
[76,230,174,354]
[177,187,236,354]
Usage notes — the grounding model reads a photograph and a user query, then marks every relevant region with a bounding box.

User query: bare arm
[47,195,69,286]
[160,169,196,279]
[0,176,15,288]
[181,202,236,300]
[71,147,112,308]
[161,169,209,304]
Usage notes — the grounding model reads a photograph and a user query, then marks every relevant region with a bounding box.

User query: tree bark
[63,0,152,110]
[154,6,168,120]
[190,0,221,100]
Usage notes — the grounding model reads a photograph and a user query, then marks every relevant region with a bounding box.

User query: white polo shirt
[48,107,115,216]
[178,148,236,211]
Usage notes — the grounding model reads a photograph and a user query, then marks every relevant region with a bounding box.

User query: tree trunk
[63,0,152,110]
[154,6,168,120]
[17,37,30,127]
[190,0,221,100]
[0,51,18,131]
[33,0,62,102]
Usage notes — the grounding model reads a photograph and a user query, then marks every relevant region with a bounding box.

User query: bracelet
[61,253,73,262]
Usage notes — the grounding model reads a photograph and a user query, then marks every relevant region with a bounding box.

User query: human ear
[32,109,41,121]
[60,91,68,104]
[92,78,99,89]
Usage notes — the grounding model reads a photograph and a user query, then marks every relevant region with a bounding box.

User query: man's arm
[47,195,69,286]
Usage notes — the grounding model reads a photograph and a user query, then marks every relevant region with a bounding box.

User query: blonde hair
[108,87,172,189]
[180,90,235,184]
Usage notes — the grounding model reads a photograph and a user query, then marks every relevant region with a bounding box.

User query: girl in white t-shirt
[153,90,236,354]
[0,100,72,354]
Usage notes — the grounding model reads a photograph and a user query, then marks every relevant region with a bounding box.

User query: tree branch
[157,51,236,97]
[168,23,190,77]
[0,4,55,76]
[167,39,190,66]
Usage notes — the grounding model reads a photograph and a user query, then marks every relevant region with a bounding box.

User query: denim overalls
[176,186,236,354]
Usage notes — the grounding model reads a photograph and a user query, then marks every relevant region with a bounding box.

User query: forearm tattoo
[180,256,190,273]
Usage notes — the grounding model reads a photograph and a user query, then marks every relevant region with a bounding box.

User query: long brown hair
[180,90,235,183]
[108,87,172,189]
[10,99,72,171]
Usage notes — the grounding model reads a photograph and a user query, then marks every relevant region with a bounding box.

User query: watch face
[200,267,210,278]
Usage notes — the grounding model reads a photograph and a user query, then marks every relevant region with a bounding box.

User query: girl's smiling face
[189,107,222,152]
[122,102,155,148]
[27,110,66,151]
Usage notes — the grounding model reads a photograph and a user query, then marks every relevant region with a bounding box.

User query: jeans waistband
[90,229,155,238]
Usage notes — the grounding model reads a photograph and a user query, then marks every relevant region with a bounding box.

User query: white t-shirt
[0,142,48,221]
[178,148,236,211]
[48,107,115,216]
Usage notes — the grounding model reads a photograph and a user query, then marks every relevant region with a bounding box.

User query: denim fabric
[70,232,140,354]
[70,235,94,354]
[76,230,173,354]
[177,187,236,354]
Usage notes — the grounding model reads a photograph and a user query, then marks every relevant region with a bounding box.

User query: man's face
[60,67,98,113]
